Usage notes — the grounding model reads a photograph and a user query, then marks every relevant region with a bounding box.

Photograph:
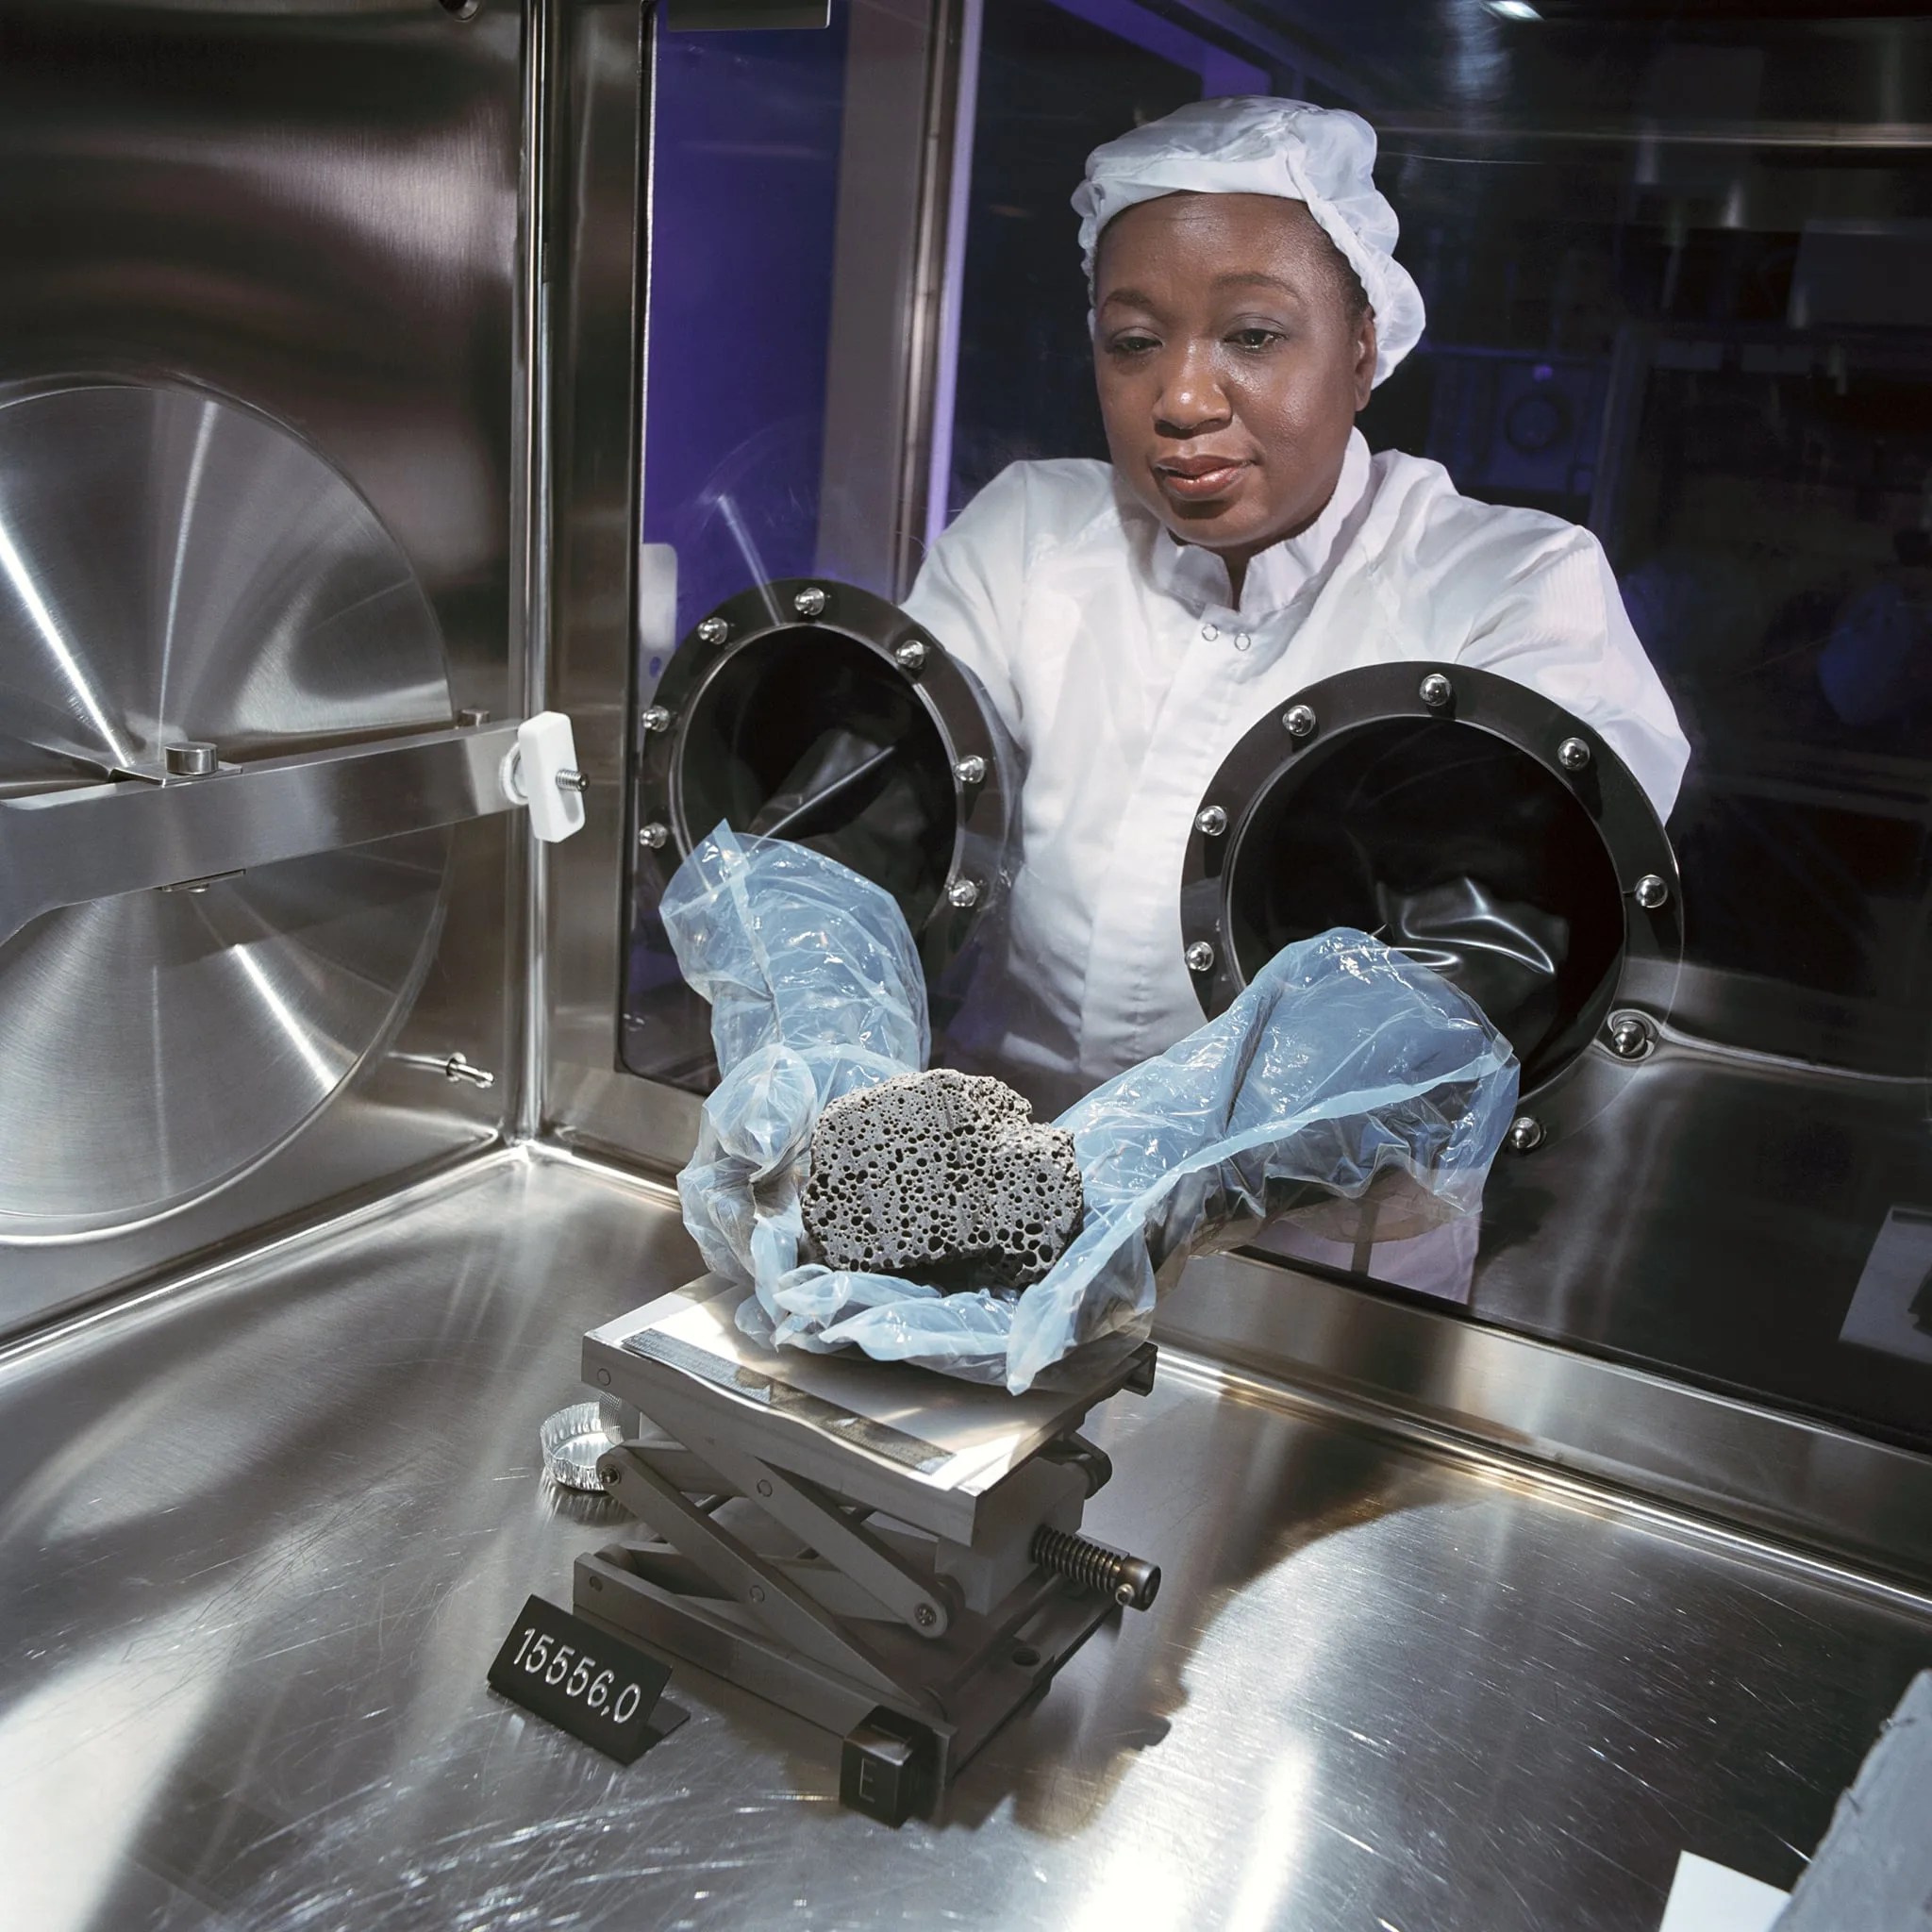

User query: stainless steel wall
[0,0,532,1335]
[537,0,688,1159]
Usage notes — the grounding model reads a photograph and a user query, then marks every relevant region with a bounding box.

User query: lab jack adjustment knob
[1030,1525,1161,1611]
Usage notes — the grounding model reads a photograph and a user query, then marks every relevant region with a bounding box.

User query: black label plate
[487,1594,685,1765]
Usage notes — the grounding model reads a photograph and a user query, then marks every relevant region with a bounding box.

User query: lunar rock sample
[800,1070,1083,1291]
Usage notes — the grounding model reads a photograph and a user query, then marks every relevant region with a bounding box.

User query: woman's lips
[1156,457,1247,502]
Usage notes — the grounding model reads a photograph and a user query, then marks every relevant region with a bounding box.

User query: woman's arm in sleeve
[901,466,1030,744]
[1453,521,1690,821]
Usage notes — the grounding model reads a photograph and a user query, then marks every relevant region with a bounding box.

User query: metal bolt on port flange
[1419,673,1454,709]
[1607,1012,1657,1060]
[914,1604,937,1628]
[946,877,981,909]
[1633,874,1670,910]
[556,768,589,794]
[1557,736,1592,773]
[637,821,669,851]
[640,705,672,735]
[792,586,828,620]
[954,755,987,786]
[1507,1114,1546,1154]
[696,615,729,645]
[1185,940,1216,974]
[1195,805,1227,837]
[893,639,928,675]
[1282,703,1317,741]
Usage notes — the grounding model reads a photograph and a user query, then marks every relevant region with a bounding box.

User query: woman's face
[1092,192,1377,569]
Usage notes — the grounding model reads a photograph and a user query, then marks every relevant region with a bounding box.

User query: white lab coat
[904,429,1689,1115]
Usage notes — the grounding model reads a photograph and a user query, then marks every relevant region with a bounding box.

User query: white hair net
[1074,96,1426,386]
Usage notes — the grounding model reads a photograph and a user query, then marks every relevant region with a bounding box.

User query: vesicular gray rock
[800,1070,1083,1291]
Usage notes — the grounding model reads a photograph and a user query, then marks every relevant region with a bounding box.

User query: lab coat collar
[1150,429,1374,622]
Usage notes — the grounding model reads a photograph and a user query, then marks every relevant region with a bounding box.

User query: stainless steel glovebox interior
[3,0,1932,1919]
[3,0,1921,1565]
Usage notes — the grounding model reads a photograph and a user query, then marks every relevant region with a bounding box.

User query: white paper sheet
[1657,1851,1790,1932]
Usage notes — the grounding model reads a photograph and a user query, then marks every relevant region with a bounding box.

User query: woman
[905,97,1688,1116]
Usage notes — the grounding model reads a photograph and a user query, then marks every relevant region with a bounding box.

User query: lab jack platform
[575,1276,1160,1822]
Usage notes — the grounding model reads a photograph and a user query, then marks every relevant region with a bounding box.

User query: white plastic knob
[500,710,587,843]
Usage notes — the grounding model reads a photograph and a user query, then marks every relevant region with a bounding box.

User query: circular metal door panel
[0,382,454,1239]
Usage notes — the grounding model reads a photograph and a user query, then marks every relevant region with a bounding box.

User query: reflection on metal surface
[0,1152,1927,1927]
[1474,1037,1932,1446]
[0,384,449,771]
[1160,1241,1932,1587]
[0,839,449,1239]
[0,383,456,1241]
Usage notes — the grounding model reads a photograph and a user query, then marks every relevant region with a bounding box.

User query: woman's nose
[1154,345,1231,438]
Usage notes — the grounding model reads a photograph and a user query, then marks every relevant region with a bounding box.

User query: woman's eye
[1229,327,1283,351]
[1108,334,1159,357]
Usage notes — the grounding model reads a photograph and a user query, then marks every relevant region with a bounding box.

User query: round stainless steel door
[0,380,454,1239]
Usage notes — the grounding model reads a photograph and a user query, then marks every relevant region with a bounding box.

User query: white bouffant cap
[1073,96,1426,386]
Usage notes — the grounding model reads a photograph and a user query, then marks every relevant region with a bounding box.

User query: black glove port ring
[1178,661,1684,1151]
[633,578,1015,977]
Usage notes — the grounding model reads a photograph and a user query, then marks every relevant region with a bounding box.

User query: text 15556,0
[509,1624,644,1724]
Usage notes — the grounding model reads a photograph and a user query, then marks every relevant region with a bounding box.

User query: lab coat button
[1201,623,1219,641]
